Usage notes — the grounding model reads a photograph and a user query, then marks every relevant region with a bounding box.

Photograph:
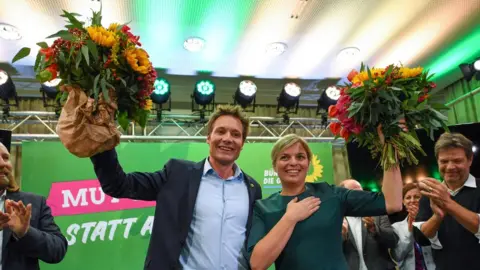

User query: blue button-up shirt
[179,158,250,270]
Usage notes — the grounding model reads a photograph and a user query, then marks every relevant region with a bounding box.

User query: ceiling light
[278,82,301,109]
[265,42,287,56]
[184,37,205,52]
[284,82,301,97]
[317,86,340,114]
[0,23,21,40]
[337,47,361,63]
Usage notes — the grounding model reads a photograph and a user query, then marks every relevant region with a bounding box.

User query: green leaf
[119,78,127,87]
[36,42,49,49]
[37,69,53,83]
[61,9,83,29]
[85,40,98,62]
[12,47,31,63]
[93,74,101,102]
[34,53,42,71]
[46,30,74,41]
[347,101,364,118]
[100,77,110,103]
[106,69,111,80]
[117,111,129,131]
[430,103,449,111]
[367,66,372,80]
[81,45,89,65]
[75,51,82,69]
[360,62,365,72]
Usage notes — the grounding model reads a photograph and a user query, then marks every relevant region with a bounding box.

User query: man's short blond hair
[434,132,473,159]
[271,134,312,167]
[207,105,250,141]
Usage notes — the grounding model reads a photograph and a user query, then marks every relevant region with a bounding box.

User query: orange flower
[328,105,338,117]
[329,122,341,135]
[347,69,358,82]
[340,128,350,140]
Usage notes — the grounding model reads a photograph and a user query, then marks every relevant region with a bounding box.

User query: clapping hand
[3,200,32,238]
[406,204,419,232]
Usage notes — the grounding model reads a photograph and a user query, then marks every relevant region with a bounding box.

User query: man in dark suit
[0,142,67,269]
[90,105,262,269]
[341,179,398,270]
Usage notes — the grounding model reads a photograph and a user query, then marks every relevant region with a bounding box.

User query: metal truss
[1,111,343,145]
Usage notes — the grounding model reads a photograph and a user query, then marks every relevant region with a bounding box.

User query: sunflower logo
[305,154,323,183]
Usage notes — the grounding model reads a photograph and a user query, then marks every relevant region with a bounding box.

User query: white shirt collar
[445,174,476,196]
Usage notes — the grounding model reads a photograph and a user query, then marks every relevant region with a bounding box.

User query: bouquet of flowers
[12,9,156,157]
[328,63,449,170]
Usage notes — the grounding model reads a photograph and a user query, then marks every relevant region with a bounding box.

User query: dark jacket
[2,191,67,270]
[91,149,262,269]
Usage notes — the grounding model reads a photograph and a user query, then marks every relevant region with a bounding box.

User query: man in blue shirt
[91,105,262,269]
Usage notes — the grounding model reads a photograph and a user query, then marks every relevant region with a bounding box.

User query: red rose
[329,122,341,135]
[347,69,359,82]
[328,105,338,117]
[340,128,350,140]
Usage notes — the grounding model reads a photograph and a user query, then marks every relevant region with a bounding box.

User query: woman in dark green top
[247,134,403,270]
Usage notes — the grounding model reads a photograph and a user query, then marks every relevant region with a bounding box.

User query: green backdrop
[21,141,333,269]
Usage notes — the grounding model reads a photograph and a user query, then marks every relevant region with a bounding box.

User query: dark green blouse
[247,182,387,270]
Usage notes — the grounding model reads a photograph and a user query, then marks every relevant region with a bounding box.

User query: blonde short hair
[207,104,250,141]
[434,132,473,159]
[271,134,312,166]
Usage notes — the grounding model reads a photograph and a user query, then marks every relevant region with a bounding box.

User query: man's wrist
[12,226,29,239]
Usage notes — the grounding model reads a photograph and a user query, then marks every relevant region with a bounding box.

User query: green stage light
[193,80,215,105]
[151,78,170,104]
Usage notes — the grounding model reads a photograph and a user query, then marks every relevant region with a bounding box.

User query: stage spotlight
[193,79,215,106]
[459,58,480,81]
[278,82,301,110]
[40,78,62,99]
[0,70,19,117]
[150,78,170,105]
[234,80,257,108]
[317,86,340,115]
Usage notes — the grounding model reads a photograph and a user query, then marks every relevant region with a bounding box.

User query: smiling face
[274,142,310,187]
[0,143,12,190]
[437,147,472,188]
[403,187,421,209]
[207,115,245,166]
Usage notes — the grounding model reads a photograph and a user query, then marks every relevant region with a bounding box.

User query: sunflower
[305,154,324,183]
[124,48,151,74]
[87,26,116,48]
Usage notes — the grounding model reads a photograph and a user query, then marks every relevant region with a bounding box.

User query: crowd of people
[0,104,478,270]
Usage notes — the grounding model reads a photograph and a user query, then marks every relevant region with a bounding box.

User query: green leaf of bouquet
[75,51,82,69]
[119,78,127,87]
[117,111,129,131]
[430,108,448,122]
[360,62,365,72]
[46,30,74,41]
[367,66,372,80]
[347,101,364,118]
[61,9,83,29]
[85,40,98,62]
[100,77,110,103]
[36,42,49,49]
[93,74,100,102]
[34,53,42,71]
[12,47,31,63]
[430,103,449,111]
[38,69,52,83]
[81,45,89,65]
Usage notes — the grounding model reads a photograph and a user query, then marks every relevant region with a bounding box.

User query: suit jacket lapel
[361,219,367,250]
[346,220,358,252]
[183,159,205,236]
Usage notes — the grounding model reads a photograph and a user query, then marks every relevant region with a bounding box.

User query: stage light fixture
[40,78,62,99]
[459,58,480,81]
[316,86,340,115]
[234,80,257,108]
[193,79,215,105]
[278,82,301,108]
[150,78,171,105]
[0,70,19,117]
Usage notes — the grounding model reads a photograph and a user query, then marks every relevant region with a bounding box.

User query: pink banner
[46,180,156,216]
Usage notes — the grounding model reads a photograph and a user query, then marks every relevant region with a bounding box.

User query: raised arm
[382,166,403,214]
[248,197,320,270]
[90,149,170,201]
